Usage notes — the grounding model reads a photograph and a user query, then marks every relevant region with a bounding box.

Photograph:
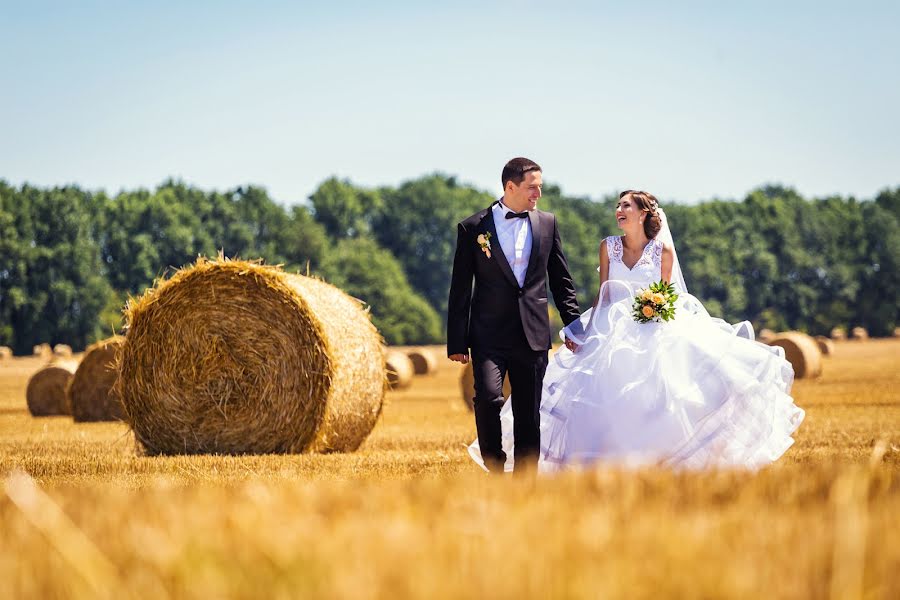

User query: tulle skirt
[469,285,805,473]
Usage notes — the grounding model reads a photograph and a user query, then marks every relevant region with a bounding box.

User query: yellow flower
[652,292,666,305]
[477,234,486,245]
[641,305,655,318]
[641,289,653,301]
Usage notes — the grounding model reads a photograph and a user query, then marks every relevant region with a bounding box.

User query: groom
[447,157,581,473]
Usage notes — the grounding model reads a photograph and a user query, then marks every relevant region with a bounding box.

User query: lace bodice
[604,235,663,288]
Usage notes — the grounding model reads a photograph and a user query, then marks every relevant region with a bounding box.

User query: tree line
[0,177,897,354]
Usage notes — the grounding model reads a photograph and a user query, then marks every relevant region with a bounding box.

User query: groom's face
[505,170,543,212]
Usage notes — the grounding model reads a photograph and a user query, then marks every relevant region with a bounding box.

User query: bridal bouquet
[632,280,678,323]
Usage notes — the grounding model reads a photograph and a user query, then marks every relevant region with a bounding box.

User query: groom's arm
[447,222,474,358]
[547,215,581,327]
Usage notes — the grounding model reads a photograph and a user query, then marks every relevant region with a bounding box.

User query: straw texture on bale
[757,328,776,343]
[385,351,414,389]
[460,361,511,411]
[407,348,438,375]
[851,326,869,340]
[814,335,835,356]
[830,327,847,341]
[53,344,73,358]
[26,361,78,416]
[768,332,822,379]
[116,257,385,456]
[0,346,11,361]
[33,343,51,358]
[66,336,125,422]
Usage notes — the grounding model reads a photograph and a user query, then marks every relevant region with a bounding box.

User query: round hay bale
[757,328,776,343]
[830,327,846,341]
[116,257,385,456]
[385,350,414,390]
[460,361,512,411]
[850,326,869,341]
[53,344,73,358]
[894,327,900,338]
[66,336,125,422]
[26,361,78,416]
[814,335,835,356]
[406,347,438,375]
[768,332,822,379]
[33,343,52,358]
[0,346,12,361]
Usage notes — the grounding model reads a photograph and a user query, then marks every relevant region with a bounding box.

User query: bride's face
[615,196,644,231]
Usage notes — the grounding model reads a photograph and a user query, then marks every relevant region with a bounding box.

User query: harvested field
[1,339,899,599]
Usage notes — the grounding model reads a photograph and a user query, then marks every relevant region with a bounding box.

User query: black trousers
[471,346,549,473]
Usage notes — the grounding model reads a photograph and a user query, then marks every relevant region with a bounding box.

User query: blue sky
[2,1,898,205]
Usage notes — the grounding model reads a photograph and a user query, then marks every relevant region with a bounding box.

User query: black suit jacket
[447,204,581,355]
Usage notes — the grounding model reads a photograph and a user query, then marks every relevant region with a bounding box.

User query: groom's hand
[449,353,469,364]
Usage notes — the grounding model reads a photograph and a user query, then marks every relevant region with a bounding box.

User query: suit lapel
[524,209,542,283]
[481,206,520,289]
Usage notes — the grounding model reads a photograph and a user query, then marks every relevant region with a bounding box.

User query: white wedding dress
[469,232,805,472]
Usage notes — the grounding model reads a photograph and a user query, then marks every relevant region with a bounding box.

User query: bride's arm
[592,240,610,310]
[661,242,675,283]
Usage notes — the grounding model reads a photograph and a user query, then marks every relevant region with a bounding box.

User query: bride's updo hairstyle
[620,190,662,239]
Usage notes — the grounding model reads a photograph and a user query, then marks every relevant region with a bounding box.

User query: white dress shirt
[492,200,533,288]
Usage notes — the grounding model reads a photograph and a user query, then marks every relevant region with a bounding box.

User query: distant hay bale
[33,343,51,358]
[851,327,869,341]
[830,327,846,341]
[894,327,900,338]
[407,348,438,375]
[460,361,511,411]
[26,361,78,416]
[66,336,125,422]
[53,344,73,358]
[385,351,414,389]
[115,257,385,456]
[814,335,835,356]
[757,328,776,343]
[0,346,12,361]
[769,332,822,379]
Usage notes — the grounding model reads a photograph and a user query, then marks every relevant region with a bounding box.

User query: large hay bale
[33,343,51,358]
[116,257,385,456]
[814,335,835,356]
[26,361,78,416]
[406,347,438,375]
[385,350,414,389]
[851,326,869,341]
[460,361,511,411]
[769,332,822,379]
[53,344,73,358]
[0,346,12,361]
[66,336,125,422]
[830,327,846,341]
[757,328,776,343]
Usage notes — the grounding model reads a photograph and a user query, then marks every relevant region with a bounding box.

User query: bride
[470,190,805,472]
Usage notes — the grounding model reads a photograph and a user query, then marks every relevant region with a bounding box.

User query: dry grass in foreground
[1,340,899,599]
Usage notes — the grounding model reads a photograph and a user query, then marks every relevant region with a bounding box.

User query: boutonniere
[476,232,492,258]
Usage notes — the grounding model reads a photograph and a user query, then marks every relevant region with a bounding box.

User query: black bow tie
[505,210,529,219]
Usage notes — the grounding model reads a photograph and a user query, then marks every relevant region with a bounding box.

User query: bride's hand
[564,338,579,352]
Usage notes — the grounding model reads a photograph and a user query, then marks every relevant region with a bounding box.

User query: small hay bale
[0,346,12,361]
[115,257,385,456]
[26,361,78,416]
[33,343,52,358]
[385,350,414,389]
[757,328,776,343]
[814,335,835,356]
[53,344,73,358]
[460,361,511,411]
[406,347,438,375]
[894,327,900,338]
[830,327,846,341]
[851,326,869,341]
[66,336,125,422]
[769,332,822,379]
